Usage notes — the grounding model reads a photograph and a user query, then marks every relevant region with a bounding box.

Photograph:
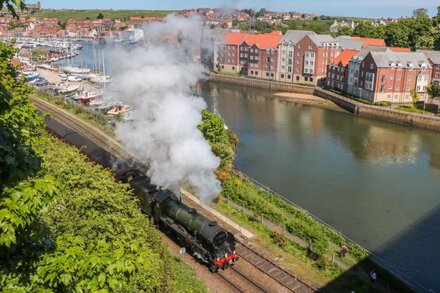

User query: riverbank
[210,73,440,132]
[33,89,416,293]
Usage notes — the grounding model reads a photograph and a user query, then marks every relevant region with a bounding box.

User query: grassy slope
[33,9,174,20]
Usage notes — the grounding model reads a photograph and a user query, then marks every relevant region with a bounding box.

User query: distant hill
[33,9,174,20]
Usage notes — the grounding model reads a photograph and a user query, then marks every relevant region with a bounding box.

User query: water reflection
[196,81,440,292]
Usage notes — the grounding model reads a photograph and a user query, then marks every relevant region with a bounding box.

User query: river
[71,41,440,292]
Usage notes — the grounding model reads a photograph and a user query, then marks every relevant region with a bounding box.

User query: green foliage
[198,109,236,167]
[1,136,206,291]
[427,81,440,99]
[0,0,26,18]
[0,176,56,247]
[337,26,354,36]
[33,9,173,20]
[410,89,420,106]
[373,101,392,107]
[353,22,385,39]
[221,172,368,260]
[0,41,45,188]
[97,12,104,19]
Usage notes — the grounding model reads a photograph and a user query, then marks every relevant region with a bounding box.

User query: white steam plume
[108,15,221,201]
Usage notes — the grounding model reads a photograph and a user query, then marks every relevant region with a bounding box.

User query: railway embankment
[210,73,440,132]
[32,90,416,292]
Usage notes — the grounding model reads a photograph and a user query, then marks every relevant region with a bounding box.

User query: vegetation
[33,9,173,20]
[350,7,440,50]
[427,81,440,99]
[0,0,25,18]
[0,40,205,291]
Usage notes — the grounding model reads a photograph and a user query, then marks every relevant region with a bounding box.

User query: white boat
[67,75,82,82]
[91,75,112,84]
[59,84,80,94]
[60,66,91,74]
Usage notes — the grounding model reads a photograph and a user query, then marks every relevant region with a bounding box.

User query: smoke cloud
[108,14,221,201]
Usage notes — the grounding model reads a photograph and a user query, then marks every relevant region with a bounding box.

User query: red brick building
[417,50,440,84]
[356,51,432,103]
[326,49,359,91]
[216,31,246,73]
[238,32,282,79]
[292,34,340,84]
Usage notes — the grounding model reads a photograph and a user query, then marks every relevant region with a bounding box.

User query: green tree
[412,8,429,19]
[97,12,104,19]
[427,82,440,100]
[353,22,385,39]
[337,26,354,36]
[410,89,420,106]
[384,21,411,47]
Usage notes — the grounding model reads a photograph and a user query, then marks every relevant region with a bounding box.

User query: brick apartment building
[292,34,340,84]
[355,51,431,103]
[216,31,246,73]
[417,50,440,84]
[277,30,314,82]
[326,49,359,91]
[238,32,282,79]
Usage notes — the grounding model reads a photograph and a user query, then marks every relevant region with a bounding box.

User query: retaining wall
[210,73,440,132]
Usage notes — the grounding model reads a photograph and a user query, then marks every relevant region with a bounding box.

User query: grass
[32,9,173,20]
[396,105,434,115]
[32,90,115,137]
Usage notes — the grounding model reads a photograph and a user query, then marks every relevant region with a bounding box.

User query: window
[380,85,385,92]
[305,52,309,57]
[305,77,308,81]
[282,58,285,62]
[287,75,291,79]
[232,66,235,70]
[288,66,292,72]
[296,76,299,80]
[308,45,313,49]
[250,48,253,53]
[311,61,314,65]
[297,45,301,49]
[296,60,300,64]
[266,72,269,77]
[311,52,314,57]
[397,75,401,81]
[395,85,400,90]
[310,69,314,74]
[255,49,259,53]
[250,71,254,74]
[305,68,308,73]
[288,51,293,57]
[310,77,314,82]
[271,73,274,77]
[281,74,284,78]
[221,65,224,69]
[370,63,374,70]
[305,61,309,65]
[282,65,285,70]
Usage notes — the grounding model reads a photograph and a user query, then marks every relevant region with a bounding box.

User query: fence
[232,168,425,292]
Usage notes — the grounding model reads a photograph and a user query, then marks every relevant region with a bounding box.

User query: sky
[37,0,439,18]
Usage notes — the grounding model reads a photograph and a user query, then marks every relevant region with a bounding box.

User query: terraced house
[417,50,440,84]
[239,32,282,79]
[291,34,341,84]
[355,51,431,103]
[277,30,314,82]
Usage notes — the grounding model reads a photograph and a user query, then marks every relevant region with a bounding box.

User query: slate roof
[417,49,440,65]
[280,30,315,45]
[369,51,431,69]
[308,34,335,46]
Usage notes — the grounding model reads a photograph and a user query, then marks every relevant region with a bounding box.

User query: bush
[374,101,392,107]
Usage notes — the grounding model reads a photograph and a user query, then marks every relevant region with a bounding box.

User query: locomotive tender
[45,116,239,272]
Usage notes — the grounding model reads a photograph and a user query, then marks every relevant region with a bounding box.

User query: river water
[70,42,440,292]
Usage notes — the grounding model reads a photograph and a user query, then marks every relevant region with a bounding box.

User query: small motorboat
[78,92,102,103]
[107,103,133,116]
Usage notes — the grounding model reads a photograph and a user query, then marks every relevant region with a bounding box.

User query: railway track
[33,97,318,293]
[236,242,317,293]
[217,266,268,293]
